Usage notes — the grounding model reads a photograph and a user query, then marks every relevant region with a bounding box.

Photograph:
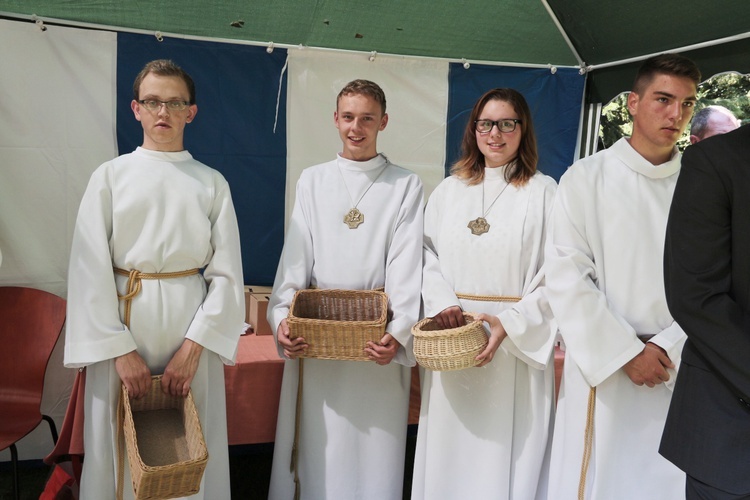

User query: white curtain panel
[285,48,449,226]
[0,19,117,294]
[0,19,117,460]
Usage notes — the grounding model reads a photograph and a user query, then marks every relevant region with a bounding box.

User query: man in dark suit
[661,124,750,498]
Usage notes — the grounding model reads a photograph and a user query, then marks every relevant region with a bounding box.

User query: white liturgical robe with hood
[267,153,424,500]
[545,137,686,499]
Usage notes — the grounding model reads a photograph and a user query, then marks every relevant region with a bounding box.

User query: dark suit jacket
[660,124,750,493]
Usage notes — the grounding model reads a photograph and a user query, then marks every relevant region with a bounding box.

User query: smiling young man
[65,59,244,499]
[544,54,701,499]
[267,79,424,499]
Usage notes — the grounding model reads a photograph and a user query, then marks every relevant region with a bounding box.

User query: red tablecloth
[224,333,284,445]
[45,333,425,466]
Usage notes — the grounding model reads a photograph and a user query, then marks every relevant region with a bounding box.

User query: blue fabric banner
[447,64,585,181]
[115,33,585,286]
[117,33,288,285]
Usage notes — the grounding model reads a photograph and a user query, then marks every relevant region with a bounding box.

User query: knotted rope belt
[114,267,201,327]
[113,266,200,500]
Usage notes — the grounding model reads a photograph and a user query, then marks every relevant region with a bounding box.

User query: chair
[0,286,66,500]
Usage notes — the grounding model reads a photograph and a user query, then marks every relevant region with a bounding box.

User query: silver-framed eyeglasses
[474,119,521,134]
[137,99,191,112]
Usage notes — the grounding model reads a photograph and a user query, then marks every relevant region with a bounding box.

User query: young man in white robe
[267,79,423,500]
[65,59,245,499]
[544,53,701,499]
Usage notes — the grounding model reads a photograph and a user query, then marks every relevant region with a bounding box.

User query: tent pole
[539,0,586,69]
[589,31,750,71]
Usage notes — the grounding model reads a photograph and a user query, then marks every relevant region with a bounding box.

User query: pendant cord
[338,160,389,209]
[481,178,510,218]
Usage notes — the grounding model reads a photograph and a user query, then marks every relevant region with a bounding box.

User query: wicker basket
[121,376,208,499]
[412,313,488,371]
[287,289,389,361]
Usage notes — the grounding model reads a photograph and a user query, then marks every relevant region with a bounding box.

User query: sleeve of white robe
[65,164,139,368]
[648,321,687,391]
[545,167,644,387]
[498,178,558,370]
[184,173,246,365]
[384,174,424,367]
[422,182,461,316]
[267,173,315,359]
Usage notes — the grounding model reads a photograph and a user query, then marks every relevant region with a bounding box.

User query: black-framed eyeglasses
[137,99,191,112]
[474,119,521,134]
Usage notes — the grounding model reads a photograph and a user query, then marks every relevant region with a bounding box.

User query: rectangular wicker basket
[287,289,389,361]
[121,375,208,499]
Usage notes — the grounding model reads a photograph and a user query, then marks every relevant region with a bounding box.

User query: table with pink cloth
[45,333,425,470]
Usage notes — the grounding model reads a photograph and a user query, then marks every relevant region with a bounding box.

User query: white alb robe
[267,154,424,500]
[411,166,558,500]
[65,148,245,500]
[545,138,686,499]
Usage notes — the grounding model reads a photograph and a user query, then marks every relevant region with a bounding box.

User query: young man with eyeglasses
[266,79,424,500]
[544,53,701,499]
[65,59,244,499]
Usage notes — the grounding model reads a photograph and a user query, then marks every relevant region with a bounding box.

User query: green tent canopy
[2,0,749,103]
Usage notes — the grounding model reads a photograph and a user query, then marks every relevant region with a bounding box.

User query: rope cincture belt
[113,266,200,500]
[114,267,201,327]
[579,386,596,500]
[577,333,655,500]
[455,292,522,302]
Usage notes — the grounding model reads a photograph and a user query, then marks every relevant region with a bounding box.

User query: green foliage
[600,94,630,149]
[599,72,750,151]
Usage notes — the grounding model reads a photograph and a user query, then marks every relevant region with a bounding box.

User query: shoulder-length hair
[451,88,538,186]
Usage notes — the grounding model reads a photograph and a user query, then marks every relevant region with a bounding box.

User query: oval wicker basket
[412,313,488,371]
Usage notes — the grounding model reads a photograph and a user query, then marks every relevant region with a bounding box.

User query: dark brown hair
[632,53,701,95]
[451,88,538,186]
[132,59,196,104]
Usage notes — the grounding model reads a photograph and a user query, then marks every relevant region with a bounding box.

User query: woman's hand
[432,306,465,329]
[474,313,508,367]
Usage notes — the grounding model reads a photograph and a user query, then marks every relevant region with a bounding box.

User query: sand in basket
[120,376,208,500]
[132,409,192,466]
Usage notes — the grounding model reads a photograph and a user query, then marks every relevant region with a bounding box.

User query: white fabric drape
[285,48,449,226]
[0,19,117,461]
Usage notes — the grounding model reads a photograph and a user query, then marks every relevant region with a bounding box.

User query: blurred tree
[599,72,750,151]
